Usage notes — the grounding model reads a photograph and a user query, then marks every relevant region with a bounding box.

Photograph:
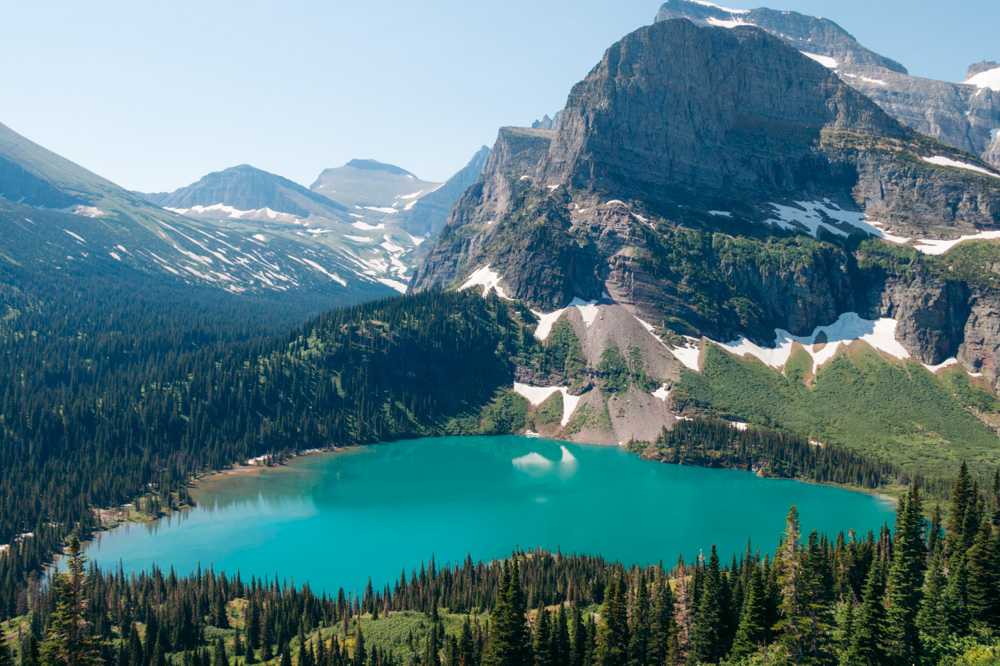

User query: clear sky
[1,0,994,192]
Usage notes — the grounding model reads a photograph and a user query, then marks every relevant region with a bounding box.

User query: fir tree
[885,484,925,665]
[916,548,947,644]
[482,560,531,666]
[0,638,11,666]
[689,546,730,664]
[844,559,887,666]
[552,605,570,666]
[39,536,102,666]
[533,607,552,666]
[593,572,628,666]
[942,559,971,637]
[568,608,586,666]
[626,572,650,666]
[730,566,768,662]
[964,522,1000,628]
[214,637,230,666]
[648,576,676,666]
[947,462,972,562]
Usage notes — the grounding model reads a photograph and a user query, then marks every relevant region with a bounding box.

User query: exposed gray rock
[656,0,1000,166]
[968,61,1000,79]
[394,146,490,237]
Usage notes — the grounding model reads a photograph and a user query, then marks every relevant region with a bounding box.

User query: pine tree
[39,536,102,666]
[648,576,676,666]
[214,637,230,666]
[942,559,971,636]
[354,621,367,666]
[593,572,628,666]
[482,560,531,666]
[0,637,11,666]
[568,608,586,666]
[947,462,972,562]
[533,607,552,666]
[844,559,887,666]
[460,617,476,666]
[626,572,650,666]
[671,556,691,659]
[916,548,947,644]
[885,484,925,664]
[552,605,570,666]
[964,522,1000,628]
[730,566,768,662]
[689,545,730,664]
[774,506,824,664]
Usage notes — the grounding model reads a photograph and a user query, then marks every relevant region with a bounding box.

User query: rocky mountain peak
[968,60,1000,79]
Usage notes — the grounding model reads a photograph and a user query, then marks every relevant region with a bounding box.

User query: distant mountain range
[656,0,1000,166]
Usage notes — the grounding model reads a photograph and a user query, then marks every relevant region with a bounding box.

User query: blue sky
[1,0,994,192]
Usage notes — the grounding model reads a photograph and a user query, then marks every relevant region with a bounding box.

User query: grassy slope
[672,342,1000,478]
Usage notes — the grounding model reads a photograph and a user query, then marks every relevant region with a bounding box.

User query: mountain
[310,158,443,231]
[143,164,347,223]
[655,0,1000,167]
[0,121,395,302]
[392,146,490,237]
[411,19,1000,464]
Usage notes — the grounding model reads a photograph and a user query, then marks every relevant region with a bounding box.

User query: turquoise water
[83,436,895,594]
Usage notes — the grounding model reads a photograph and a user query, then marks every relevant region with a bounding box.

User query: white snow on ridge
[252,234,267,241]
[719,313,909,373]
[964,66,1000,91]
[652,384,671,402]
[922,156,1000,179]
[569,298,600,326]
[377,278,409,293]
[460,265,510,299]
[363,206,398,214]
[706,16,752,28]
[63,229,86,243]
[345,235,372,243]
[531,298,601,340]
[991,129,1000,143]
[801,52,838,69]
[861,76,887,85]
[912,230,1000,255]
[352,221,385,231]
[512,383,582,427]
[766,200,882,238]
[708,210,732,217]
[923,358,958,373]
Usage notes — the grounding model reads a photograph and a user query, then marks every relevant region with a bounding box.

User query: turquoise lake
[83,436,896,594]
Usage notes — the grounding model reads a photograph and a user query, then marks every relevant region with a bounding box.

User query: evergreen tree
[568,608,586,666]
[942,559,971,637]
[964,522,1000,628]
[533,607,552,666]
[844,559,887,666]
[730,566,768,662]
[774,506,824,664]
[885,484,924,665]
[689,546,730,664]
[482,560,531,666]
[626,572,650,666]
[593,572,628,666]
[552,605,570,666]
[916,548,947,645]
[39,536,102,666]
[460,617,476,666]
[648,577,676,666]
[0,638,11,666]
[214,637,230,666]
[354,622,367,666]
[671,556,691,659]
[947,462,972,562]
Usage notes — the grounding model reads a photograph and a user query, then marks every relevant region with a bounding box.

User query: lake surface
[84,436,895,594]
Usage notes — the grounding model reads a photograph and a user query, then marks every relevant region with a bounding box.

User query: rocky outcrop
[968,61,1000,79]
[656,1,1000,167]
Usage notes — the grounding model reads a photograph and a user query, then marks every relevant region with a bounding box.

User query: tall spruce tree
[730,566,768,662]
[885,483,925,665]
[552,605,570,666]
[689,546,730,664]
[593,572,628,666]
[648,577,676,666]
[482,560,531,666]
[844,559,888,666]
[626,572,650,666]
[533,607,552,666]
[39,536,102,666]
[964,522,1000,628]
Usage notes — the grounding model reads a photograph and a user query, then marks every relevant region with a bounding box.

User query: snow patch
[352,221,385,231]
[766,200,883,238]
[512,383,582,428]
[922,155,1000,179]
[377,278,409,293]
[460,265,510,299]
[109,252,121,261]
[912,230,1000,255]
[964,66,1000,91]
[719,313,909,373]
[363,206,398,214]
[861,76,887,85]
[688,0,749,12]
[63,229,85,243]
[800,52,838,69]
[345,235,372,243]
[652,384,670,402]
[569,298,600,326]
[252,234,267,241]
[708,210,732,217]
[923,358,958,373]
[706,16,752,28]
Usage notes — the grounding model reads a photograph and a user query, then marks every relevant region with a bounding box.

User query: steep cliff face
[655,0,1000,167]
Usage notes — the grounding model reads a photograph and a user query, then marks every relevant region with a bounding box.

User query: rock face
[143,164,347,220]
[393,146,490,237]
[412,17,1000,396]
[655,0,1000,167]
